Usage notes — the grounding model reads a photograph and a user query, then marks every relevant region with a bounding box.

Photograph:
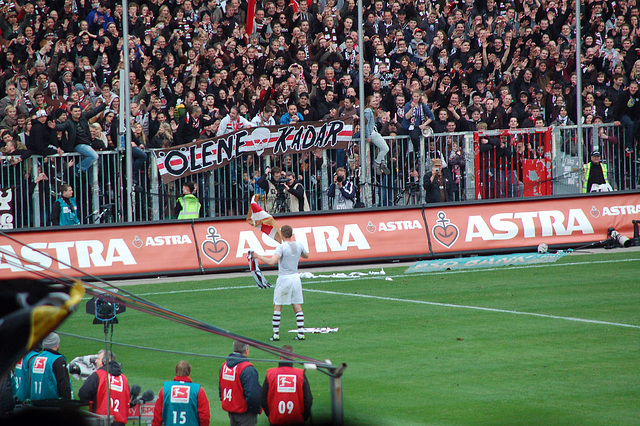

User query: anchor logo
[201,226,230,264]
[431,211,459,248]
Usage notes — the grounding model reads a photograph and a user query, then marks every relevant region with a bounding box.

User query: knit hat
[42,332,60,349]
[36,109,48,118]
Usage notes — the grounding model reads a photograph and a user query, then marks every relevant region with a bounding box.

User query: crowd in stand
[0,0,639,206]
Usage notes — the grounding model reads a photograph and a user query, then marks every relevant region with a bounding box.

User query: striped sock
[296,311,305,336]
[272,311,281,336]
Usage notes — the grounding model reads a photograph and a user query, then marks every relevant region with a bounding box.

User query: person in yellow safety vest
[583,150,609,193]
[175,181,202,219]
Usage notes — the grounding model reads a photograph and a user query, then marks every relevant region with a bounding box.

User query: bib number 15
[172,411,187,424]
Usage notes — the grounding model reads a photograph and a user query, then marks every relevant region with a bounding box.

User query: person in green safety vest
[175,181,202,219]
[583,150,610,192]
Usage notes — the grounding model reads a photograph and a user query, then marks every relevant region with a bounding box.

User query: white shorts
[273,274,304,305]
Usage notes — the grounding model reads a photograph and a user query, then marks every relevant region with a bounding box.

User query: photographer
[283,171,310,212]
[327,167,356,210]
[405,168,421,205]
[257,166,288,214]
[423,158,453,203]
[78,350,130,426]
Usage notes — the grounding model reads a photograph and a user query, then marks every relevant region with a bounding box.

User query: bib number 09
[278,400,294,414]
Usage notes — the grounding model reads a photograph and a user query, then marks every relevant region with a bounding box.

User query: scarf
[247,251,271,289]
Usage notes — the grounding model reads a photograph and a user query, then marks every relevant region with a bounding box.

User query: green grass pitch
[59,251,640,425]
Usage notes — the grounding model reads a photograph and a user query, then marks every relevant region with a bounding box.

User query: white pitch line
[116,257,640,328]
[303,288,640,329]
[136,285,254,297]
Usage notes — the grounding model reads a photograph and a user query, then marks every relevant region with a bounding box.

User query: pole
[575,0,583,184]
[103,322,111,424]
[329,363,347,425]
[357,0,370,206]
[122,0,133,222]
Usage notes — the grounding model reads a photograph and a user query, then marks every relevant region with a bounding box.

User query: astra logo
[236,224,372,257]
[145,235,193,246]
[0,239,137,272]
[378,220,423,231]
[465,209,594,241]
[601,205,640,216]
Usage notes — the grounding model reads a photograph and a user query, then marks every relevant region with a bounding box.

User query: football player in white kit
[252,225,309,341]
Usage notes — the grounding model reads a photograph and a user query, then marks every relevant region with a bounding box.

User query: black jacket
[28,120,58,156]
[260,362,313,422]
[78,361,127,409]
[423,170,454,203]
[54,103,107,151]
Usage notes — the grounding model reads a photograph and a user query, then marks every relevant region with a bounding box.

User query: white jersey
[250,114,276,127]
[216,115,252,136]
[275,241,306,276]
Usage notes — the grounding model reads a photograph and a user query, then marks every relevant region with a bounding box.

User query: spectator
[296,92,318,121]
[217,105,252,136]
[280,103,304,124]
[250,105,276,127]
[0,81,29,120]
[612,81,640,152]
[400,89,434,157]
[150,123,175,148]
[28,110,61,157]
[363,95,390,175]
[153,361,210,426]
[175,105,218,145]
[52,103,105,174]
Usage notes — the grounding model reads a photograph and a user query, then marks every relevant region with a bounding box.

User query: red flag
[246,0,256,34]
[246,195,282,242]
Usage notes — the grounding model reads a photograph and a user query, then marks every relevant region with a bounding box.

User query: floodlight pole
[357,0,370,206]
[575,0,584,190]
[121,0,133,222]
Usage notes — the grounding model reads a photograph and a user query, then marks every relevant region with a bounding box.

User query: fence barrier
[1,123,637,229]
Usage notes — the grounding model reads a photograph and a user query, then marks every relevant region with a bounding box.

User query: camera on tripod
[408,181,420,194]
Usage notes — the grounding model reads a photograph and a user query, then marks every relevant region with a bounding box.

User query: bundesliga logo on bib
[222,364,237,381]
[171,385,191,403]
[32,357,47,374]
[110,375,124,392]
[277,374,297,393]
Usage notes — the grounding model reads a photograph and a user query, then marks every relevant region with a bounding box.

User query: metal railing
[1,123,637,229]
